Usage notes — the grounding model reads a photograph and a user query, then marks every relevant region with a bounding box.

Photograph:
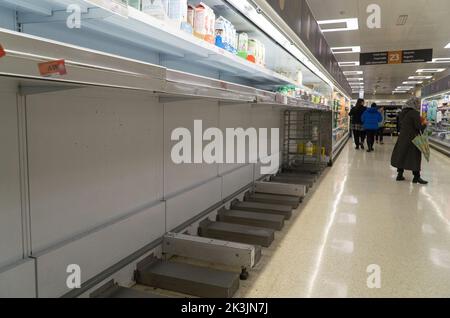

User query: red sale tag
[38,59,67,76]
[0,44,5,58]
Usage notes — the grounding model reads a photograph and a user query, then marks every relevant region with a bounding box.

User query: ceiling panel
[307,0,450,95]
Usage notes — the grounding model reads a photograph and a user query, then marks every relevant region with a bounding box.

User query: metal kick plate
[245,192,301,208]
[254,181,306,198]
[232,201,292,220]
[199,220,274,248]
[136,259,240,298]
[218,209,285,231]
[271,176,315,188]
[162,232,259,269]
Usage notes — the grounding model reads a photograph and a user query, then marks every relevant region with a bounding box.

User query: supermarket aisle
[239,137,450,298]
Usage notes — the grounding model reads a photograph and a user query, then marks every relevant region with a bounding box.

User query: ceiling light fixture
[427,58,450,64]
[403,81,423,85]
[347,77,364,81]
[396,15,408,26]
[343,70,363,75]
[318,18,359,33]
[416,68,446,73]
[339,61,360,67]
[409,76,433,80]
[331,46,361,54]
[445,43,450,49]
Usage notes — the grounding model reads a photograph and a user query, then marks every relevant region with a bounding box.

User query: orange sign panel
[388,51,403,64]
[38,60,67,76]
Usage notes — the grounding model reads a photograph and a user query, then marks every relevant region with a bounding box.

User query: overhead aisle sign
[360,49,433,65]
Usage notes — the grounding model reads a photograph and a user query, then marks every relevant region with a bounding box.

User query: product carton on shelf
[206,5,216,44]
[167,0,188,30]
[142,0,169,20]
[214,16,227,49]
[187,4,195,27]
[194,2,215,42]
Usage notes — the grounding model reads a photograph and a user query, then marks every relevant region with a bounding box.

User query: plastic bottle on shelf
[237,32,248,59]
[231,26,237,54]
[296,70,303,86]
[297,142,304,154]
[312,126,319,141]
[247,39,257,63]
[305,141,314,156]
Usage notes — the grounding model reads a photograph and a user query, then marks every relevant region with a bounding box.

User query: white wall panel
[26,88,164,252]
[166,178,221,231]
[218,104,252,175]
[0,81,24,268]
[35,202,165,298]
[251,107,282,158]
[0,259,36,298]
[222,164,253,199]
[164,100,219,197]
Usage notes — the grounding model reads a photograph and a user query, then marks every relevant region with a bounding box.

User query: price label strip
[0,44,5,58]
[38,60,67,77]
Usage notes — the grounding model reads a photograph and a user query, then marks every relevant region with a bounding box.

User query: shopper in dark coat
[391,97,428,184]
[349,98,367,150]
[362,103,383,152]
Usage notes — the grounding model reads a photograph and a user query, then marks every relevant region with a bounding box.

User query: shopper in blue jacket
[362,103,383,152]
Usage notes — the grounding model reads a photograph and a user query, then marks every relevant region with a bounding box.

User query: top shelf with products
[0,0,335,95]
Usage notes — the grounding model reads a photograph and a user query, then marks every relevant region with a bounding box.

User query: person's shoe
[361,144,365,150]
[380,142,384,145]
[367,149,372,152]
[413,177,428,185]
[355,146,360,150]
[396,175,406,181]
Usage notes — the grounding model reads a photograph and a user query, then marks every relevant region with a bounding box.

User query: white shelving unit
[0,0,344,298]
[0,28,330,109]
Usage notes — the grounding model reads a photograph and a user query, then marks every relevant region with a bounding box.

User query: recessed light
[347,78,364,81]
[445,43,450,49]
[343,71,363,75]
[318,18,359,33]
[403,81,423,84]
[409,76,433,80]
[331,46,361,54]
[396,15,408,26]
[339,61,360,67]
[427,58,450,64]
[416,68,446,73]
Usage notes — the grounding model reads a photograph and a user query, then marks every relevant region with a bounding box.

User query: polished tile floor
[239,137,450,298]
